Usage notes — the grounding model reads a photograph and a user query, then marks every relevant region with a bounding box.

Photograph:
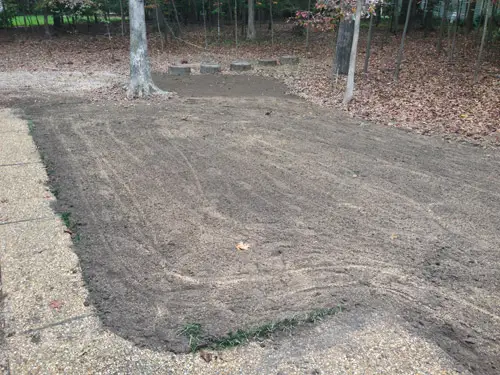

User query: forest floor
[0,23,498,145]
[0,24,499,375]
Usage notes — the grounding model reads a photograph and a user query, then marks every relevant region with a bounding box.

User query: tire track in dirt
[18,87,500,373]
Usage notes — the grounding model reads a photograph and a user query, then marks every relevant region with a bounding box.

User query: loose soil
[3,74,499,375]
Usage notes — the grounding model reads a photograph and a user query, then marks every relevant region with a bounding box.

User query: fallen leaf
[49,300,64,310]
[236,242,250,251]
[200,350,212,363]
[390,233,398,240]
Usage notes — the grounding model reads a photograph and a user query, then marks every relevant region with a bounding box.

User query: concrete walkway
[0,108,466,374]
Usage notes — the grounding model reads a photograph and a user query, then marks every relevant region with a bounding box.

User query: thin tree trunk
[235,0,238,48]
[394,0,413,81]
[128,0,160,98]
[363,13,374,74]
[476,0,487,44]
[203,0,208,48]
[449,0,463,61]
[465,0,476,32]
[343,0,363,104]
[474,0,491,83]
[247,0,256,39]
[43,9,51,37]
[241,0,245,36]
[119,0,125,36]
[269,0,274,45]
[171,0,182,35]
[156,3,165,50]
[228,0,233,23]
[393,0,399,32]
[305,0,311,50]
[486,2,496,43]
[217,1,221,44]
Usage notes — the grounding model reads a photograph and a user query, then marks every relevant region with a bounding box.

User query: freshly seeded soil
[5,74,500,374]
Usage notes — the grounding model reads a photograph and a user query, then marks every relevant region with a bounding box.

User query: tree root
[126,81,169,99]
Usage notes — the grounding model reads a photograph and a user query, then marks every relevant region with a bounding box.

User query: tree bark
[465,0,476,32]
[119,0,126,36]
[228,0,233,24]
[247,0,256,39]
[203,0,208,48]
[437,0,449,51]
[334,19,354,76]
[392,0,399,32]
[424,0,435,33]
[269,0,274,45]
[171,0,182,36]
[449,0,463,61]
[128,0,161,98]
[363,14,374,74]
[43,8,51,37]
[235,0,238,47]
[305,0,311,50]
[343,0,362,105]
[394,0,413,81]
[474,0,491,83]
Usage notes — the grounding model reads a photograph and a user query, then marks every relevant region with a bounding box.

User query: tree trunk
[343,0,362,105]
[305,0,311,50]
[247,0,256,39]
[424,0,435,33]
[235,0,238,47]
[449,0,463,61]
[474,0,491,83]
[217,1,221,44]
[465,0,476,32]
[171,0,182,35]
[363,14,374,74]
[227,0,233,23]
[241,0,245,36]
[203,0,208,48]
[119,0,125,36]
[392,0,399,32]
[334,19,354,76]
[43,9,51,37]
[394,0,413,81]
[269,0,274,45]
[53,14,61,28]
[156,3,165,49]
[437,0,449,51]
[128,0,160,98]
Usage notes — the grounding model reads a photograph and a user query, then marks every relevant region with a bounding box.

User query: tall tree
[363,11,374,74]
[247,0,256,39]
[334,19,354,75]
[474,0,492,82]
[465,0,476,32]
[128,0,161,98]
[343,0,362,104]
[269,0,274,45]
[394,0,413,81]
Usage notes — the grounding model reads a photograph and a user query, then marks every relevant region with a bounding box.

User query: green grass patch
[8,14,123,27]
[27,119,34,135]
[60,211,72,229]
[11,15,52,27]
[180,306,342,353]
[178,323,203,352]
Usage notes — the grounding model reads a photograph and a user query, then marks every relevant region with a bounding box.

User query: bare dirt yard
[0,28,499,375]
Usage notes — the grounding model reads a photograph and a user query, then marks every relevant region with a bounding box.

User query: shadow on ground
[12,75,500,374]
